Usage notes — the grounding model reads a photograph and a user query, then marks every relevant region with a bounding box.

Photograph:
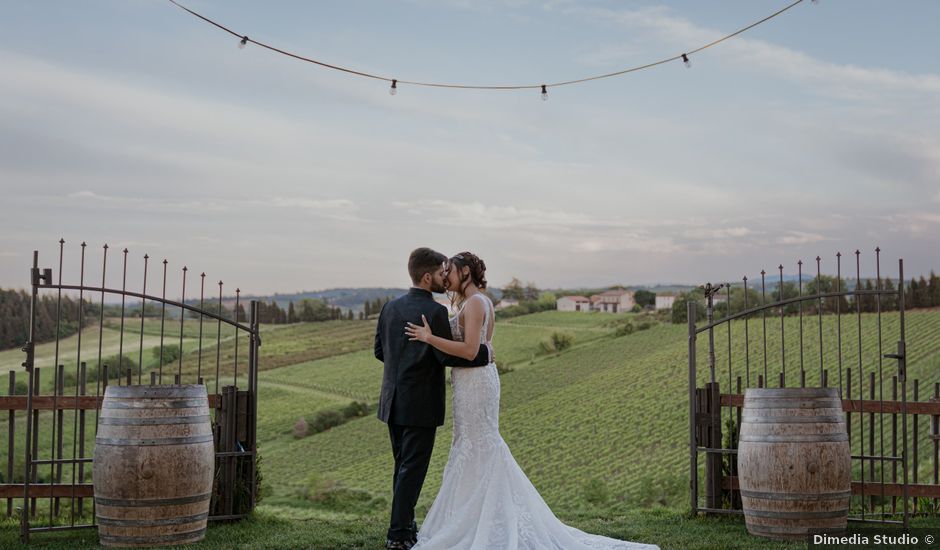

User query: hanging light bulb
[238,36,248,49]
[682,53,691,68]
[389,79,398,96]
[541,85,548,101]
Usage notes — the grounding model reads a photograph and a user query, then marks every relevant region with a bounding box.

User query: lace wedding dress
[413,294,658,550]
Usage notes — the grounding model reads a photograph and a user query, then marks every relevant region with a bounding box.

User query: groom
[374,247,492,550]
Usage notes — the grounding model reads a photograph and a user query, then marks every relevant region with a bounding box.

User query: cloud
[571,4,940,102]
[61,191,362,220]
[777,231,827,246]
[880,212,940,237]
[682,227,753,240]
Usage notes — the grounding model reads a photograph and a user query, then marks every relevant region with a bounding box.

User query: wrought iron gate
[7,241,260,543]
[688,249,919,527]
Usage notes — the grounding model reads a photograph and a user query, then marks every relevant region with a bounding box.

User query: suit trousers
[387,423,436,541]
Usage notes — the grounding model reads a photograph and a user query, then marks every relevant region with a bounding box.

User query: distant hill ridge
[233,288,409,312]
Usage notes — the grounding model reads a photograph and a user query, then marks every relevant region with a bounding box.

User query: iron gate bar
[855,251,865,519]
[876,249,885,519]
[687,302,697,516]
[159,259,167,383]
[197,273,205,382]
[761,270,768,386]
[779,265,785,387]
[118,249,127,380]
[179,267,188,381]
[898,258,909,528]
[798,260,804,386]
[47,241,64,528]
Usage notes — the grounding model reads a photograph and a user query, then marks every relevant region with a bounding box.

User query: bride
[404,252,658,550]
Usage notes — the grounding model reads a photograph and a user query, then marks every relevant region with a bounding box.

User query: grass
[6,506,940,549]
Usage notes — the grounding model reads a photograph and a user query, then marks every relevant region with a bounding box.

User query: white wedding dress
[413,294,658,550]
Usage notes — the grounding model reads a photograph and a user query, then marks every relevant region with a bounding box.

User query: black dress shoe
[386,539,414,550]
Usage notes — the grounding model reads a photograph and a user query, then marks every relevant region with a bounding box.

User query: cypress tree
[918,275,930,308]
[883,278,897,311]
[930,271,940,307]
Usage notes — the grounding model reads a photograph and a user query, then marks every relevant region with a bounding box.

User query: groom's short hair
[408,247,447,285]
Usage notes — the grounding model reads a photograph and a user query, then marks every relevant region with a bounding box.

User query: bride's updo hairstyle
[448,252,487,309]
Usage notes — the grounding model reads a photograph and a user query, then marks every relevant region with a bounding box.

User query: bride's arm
[406,298,484,360]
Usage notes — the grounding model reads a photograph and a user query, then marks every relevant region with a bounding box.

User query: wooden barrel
[93,385,214,548]
[737,387,850,540]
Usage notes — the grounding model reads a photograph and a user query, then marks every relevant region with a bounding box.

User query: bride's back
[450,293,494,345]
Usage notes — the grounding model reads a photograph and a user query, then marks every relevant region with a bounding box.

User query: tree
[771,281,800,314]
[502,278,525,301]
[633,289,655,309]
[917,275,931,308]
[929,271,940,307]
[672,290,706,324]
[234,303,247,322]
[863,279,875,313]
[803,276,849,314]
[882,278,897,311]
[298,299,331,322]
[523,282,540,302]
[287,301,297,323]
[346,309,354,320]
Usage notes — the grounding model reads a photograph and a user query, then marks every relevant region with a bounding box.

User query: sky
[1,0,938,298]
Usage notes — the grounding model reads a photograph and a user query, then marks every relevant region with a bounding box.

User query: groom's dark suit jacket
[375,287,490,428]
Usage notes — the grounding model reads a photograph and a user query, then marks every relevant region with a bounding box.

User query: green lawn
[6,506,940,549]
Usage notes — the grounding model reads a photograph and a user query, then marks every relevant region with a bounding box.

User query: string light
[168,0,809,96]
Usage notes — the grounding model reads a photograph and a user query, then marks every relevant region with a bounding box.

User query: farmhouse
[656,293,677,311]
[589,289,635,313]
[556,295,592,312]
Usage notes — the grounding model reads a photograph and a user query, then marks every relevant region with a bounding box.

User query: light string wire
[168,0,807,92]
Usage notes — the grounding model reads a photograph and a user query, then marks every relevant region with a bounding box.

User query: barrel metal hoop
[745,523,842,536]
[96,512,209,527]
[95,434,215,446]
[741,489,852,501]
[743,400,841,409]
[744,388,840,398]
[106,385,207,399]
[98,415,211,426]
[98,527,206,545]
[744,508,848,520]
[740,415,845,424]
[739,433,848,443]
[95,492,212,507]
[103,399,208,409]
